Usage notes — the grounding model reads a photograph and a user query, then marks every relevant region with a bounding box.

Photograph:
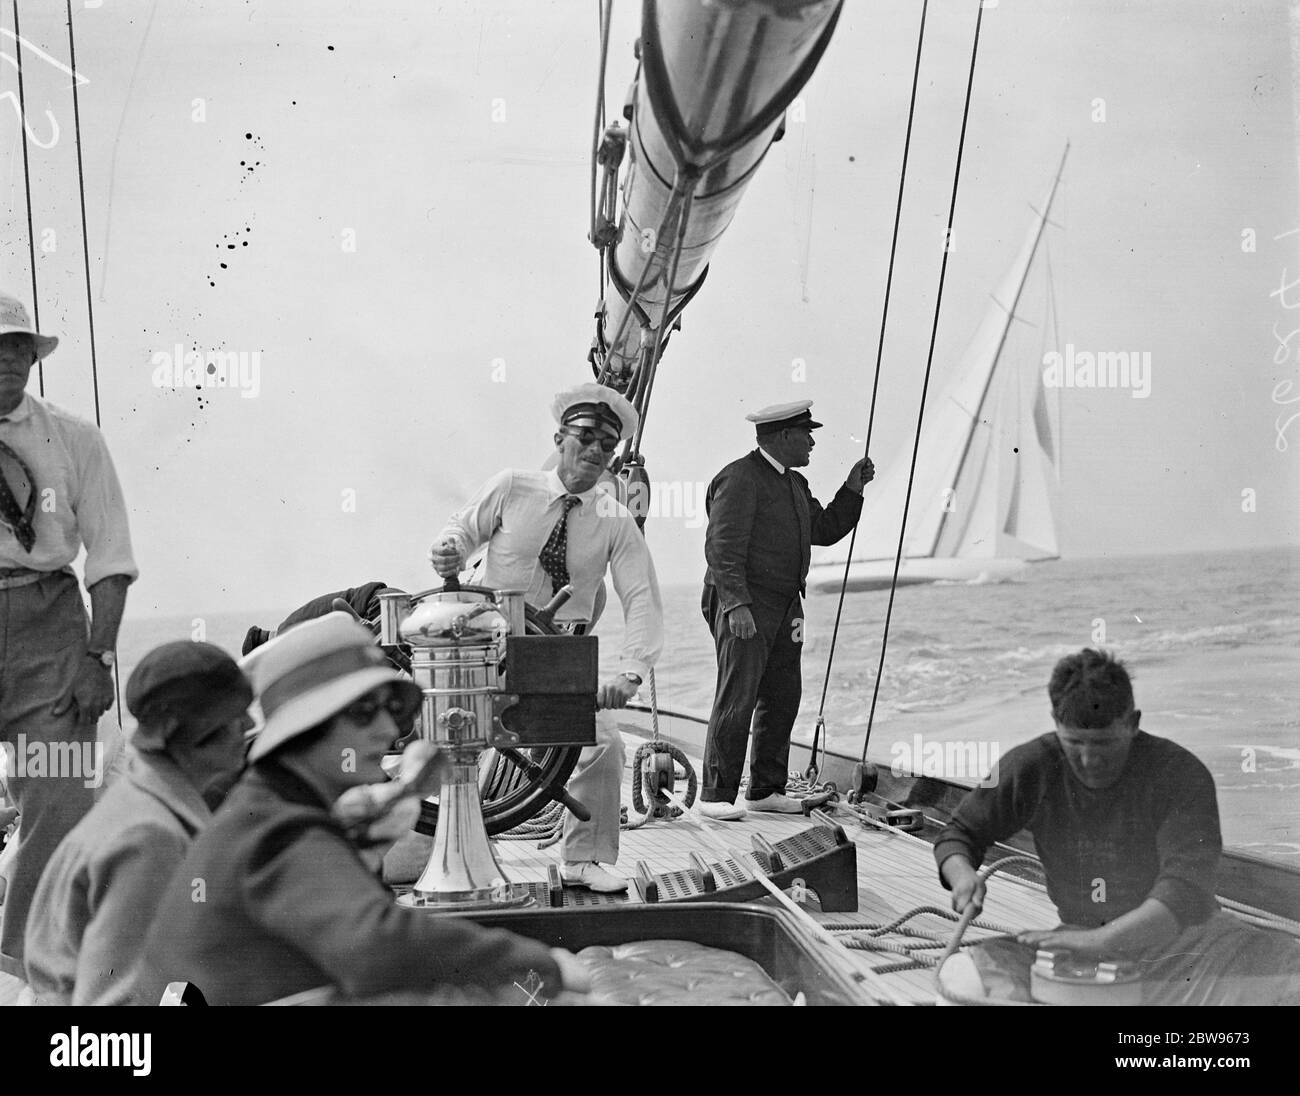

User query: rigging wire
[627,178,691,458]
[65,0,123,723]
[590,0,612,303]
[857,0,987,769]
[67,0,101,429]
[11,0,43,396]
[806,0,931,780]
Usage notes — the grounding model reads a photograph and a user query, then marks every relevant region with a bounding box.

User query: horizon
[120,541,1299,623]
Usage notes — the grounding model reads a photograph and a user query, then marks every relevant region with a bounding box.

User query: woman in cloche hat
[139,613,590,1005]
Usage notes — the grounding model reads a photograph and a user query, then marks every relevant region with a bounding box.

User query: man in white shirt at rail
[429,383,663,893]
[0,293,137,986]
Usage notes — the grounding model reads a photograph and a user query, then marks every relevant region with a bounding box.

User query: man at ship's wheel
[429,383,663,894]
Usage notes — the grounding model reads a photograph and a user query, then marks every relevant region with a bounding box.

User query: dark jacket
[140,761,559,1005]
[703,449,863,612]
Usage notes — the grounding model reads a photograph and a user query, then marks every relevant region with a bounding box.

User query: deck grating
[488,732,1060,1004]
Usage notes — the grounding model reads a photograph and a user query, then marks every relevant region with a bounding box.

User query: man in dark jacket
[698,401,872,819]
[141,613,589,1005]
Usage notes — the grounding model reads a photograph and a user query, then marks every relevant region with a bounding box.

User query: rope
[497,800,564,843]
[11,0,42,397]
[933,852,1044,1007]
[628,740,697,819]
[625,670,699,826]
[857,0,987,768]
[807,0,930,780]
[821,904,1018,940]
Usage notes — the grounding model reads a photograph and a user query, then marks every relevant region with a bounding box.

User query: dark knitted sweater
[933,731,1221,929]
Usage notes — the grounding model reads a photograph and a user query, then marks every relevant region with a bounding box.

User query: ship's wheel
[385,589,584,838]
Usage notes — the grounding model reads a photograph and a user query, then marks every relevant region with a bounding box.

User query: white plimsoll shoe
[743,793,803,814]
[696,800,747,821]
[560,861,629,893]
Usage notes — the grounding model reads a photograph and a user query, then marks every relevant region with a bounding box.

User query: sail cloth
[815,178,1063,573]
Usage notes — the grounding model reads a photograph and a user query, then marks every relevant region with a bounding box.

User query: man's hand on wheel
[428,539,464,578]
[727,605,757,639]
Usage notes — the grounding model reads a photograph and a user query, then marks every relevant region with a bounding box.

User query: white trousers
[560,710,625,865]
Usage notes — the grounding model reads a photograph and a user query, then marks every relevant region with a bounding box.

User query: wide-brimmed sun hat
[241,612,420,763]
[0,293,59,360]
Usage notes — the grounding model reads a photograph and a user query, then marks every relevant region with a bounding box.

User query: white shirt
[758,446,786,475]
[437,468,663,680]
[0,394,137,586]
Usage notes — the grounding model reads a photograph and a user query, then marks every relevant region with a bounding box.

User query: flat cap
[125,641,250,719]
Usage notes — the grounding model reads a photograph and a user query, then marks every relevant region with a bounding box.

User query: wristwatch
[86,649,115,669]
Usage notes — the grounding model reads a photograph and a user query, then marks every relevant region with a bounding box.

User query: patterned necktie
[0,437,36,553]
[538,495,581,594]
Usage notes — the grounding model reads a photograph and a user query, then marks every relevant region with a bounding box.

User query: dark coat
[140,761,559,1005]
[703,450,863,612]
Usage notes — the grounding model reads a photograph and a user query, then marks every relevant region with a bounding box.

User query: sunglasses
[340,690,409,726]
[560,427,620,454]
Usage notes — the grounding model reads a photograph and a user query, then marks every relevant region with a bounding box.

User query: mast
[590,0,843,425]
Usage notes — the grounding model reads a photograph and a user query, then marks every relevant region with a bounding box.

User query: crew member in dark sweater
[936,648,1300,1005]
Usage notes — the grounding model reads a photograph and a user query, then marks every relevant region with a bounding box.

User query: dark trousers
[0,571,94,978]
[700,584,803,803]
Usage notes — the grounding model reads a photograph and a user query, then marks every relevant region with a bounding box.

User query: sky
[1,0,1297,618]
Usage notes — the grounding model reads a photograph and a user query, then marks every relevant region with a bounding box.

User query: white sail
[809,150,1066,592]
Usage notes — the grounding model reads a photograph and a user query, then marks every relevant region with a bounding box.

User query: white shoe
[696,800,747,821]
[560,861,628,893]
[743,793,802,814]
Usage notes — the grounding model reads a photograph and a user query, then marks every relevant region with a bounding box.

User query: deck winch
[1030,948,1142,1006]
[378,583,597,911]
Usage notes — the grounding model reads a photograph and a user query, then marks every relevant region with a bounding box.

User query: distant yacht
[808,148,1067,594]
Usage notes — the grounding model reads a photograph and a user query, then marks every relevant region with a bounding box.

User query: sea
[116,545,1300,865]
